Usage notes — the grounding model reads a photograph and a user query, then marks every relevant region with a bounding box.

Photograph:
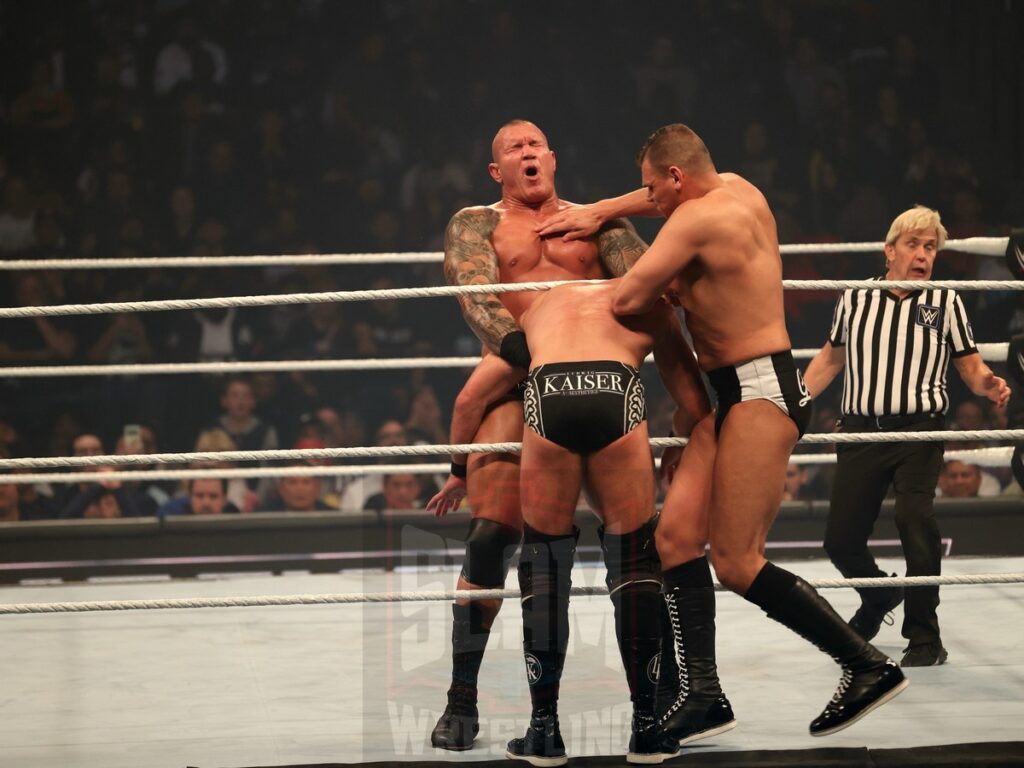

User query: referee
[804,205,1011,667]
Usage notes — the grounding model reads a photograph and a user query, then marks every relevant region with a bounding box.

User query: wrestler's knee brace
[518,524,578,712]
[599,517,663,708]
[461,517,521,588]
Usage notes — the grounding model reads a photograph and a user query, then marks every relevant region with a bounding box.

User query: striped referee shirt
[828,278,977,416]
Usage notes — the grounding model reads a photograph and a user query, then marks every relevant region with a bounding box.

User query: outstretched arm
[953,353,1012,408]
[596,217,648,277]
[443,207,518,354]
[426,355,524,516]
[535,189,658,241]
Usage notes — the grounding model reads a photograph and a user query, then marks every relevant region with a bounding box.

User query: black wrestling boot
[431,603,487,750]
[658,559,737,746]
[746,563,908,737]
[626,713,682,765]
[430,684,478,751]
[506,710,567,767]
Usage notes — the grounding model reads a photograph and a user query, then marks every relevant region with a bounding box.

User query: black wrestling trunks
[523,361,646,455]
[706,350,813,437]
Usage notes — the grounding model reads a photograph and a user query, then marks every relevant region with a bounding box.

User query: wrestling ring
[1,234,1023,767]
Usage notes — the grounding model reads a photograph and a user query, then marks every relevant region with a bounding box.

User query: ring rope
[0,343,1009,378]
[0,236,1010,271]
[0,431,1020,471]
[1,279,1020,319]
[1,447,1011,485]
[2,573,1022,615]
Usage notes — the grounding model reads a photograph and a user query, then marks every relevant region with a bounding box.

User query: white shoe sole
[678,718,737,746]
[504,749,568,767]
[811,676,910,737]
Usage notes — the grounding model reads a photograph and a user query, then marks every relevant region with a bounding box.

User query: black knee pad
[460,517,521,587]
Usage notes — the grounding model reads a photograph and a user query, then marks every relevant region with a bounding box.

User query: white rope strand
[0,343,1009,378]
[0,431,1020,471]
[1,279,1020,319]
[2,572,1021,615]
[0,237,1009,271]
[3,447,1012,485]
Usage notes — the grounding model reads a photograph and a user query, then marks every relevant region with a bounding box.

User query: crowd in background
[0,0,1020,518]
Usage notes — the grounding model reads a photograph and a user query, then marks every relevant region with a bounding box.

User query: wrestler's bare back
[489,201,607,321]
[521,281,658,368]
[665,174,791,370]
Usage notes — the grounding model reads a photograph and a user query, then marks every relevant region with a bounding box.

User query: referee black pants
[824,422,945,646]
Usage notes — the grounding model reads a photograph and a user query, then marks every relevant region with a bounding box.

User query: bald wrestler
[432,119,648,751]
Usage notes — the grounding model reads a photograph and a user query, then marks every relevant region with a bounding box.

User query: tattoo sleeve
[596,217,648,277]
[443,207,519,353]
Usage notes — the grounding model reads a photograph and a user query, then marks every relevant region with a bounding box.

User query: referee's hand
[982,371,1012,408]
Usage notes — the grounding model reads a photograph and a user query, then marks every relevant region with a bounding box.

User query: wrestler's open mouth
[911,267,927,277]
[524,166,539,177]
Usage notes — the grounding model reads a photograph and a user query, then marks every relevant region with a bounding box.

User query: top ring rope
[0,237,1011,270]
[0,342,1009,378]
[0,430,1020,471]
[0,278,1021,319]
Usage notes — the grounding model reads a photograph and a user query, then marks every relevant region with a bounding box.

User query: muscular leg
[507,427,580,765]
[433,400,523,751]
[584,427,678,760]
[655,414,732,745]
[719,402,907,736]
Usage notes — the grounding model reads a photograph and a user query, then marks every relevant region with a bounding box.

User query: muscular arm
[443,206,517,353]
[650,304,711,436]
[613,208,704,315]
[596,217,648,277]
[953,353,1012,408]
[536,189,658,241]
[449,355,524,463]
[803,342,846,398]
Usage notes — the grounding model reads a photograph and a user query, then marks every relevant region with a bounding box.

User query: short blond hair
[885,205,947,248]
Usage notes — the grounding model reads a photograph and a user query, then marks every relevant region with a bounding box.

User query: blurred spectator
[73,433,105,456]
[190,428,258,512]
[258,467,333,512]
[404,385,447,445]
[152,15,228,97]
[157,477,239,516]
[339,418,409,512]
[0,273,76,363]
[782,462,814,502]
[59,467,141,518]
[364,470,423,512]
[937,460,1001,498]
[0,177,38,254]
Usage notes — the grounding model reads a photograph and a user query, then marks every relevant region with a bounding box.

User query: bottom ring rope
[2,572,1021,615]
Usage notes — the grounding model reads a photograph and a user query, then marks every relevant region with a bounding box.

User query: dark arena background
[0,1,1022,767]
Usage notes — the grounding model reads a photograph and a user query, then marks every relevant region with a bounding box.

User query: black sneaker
[810,659,908,737]
[659,695,737,746]
[430,692,478,751]
[626,715,682,765]
[848,584,904,642]
[506,713,567,767]
[901,641,948,667]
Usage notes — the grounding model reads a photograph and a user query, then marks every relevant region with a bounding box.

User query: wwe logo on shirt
[916,305,942,329]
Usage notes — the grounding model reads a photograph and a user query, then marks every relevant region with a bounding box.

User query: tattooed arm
[596,217,648,277]
[443,206,518,354]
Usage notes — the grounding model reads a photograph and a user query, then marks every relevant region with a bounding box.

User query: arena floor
[1,556,1022,767]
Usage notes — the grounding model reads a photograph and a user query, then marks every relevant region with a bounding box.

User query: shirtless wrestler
[431,120,648,751]
[429,279,710,765]
[538,123,909,741]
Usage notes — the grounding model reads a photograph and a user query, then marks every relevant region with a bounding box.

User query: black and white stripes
[828,279,976,416]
